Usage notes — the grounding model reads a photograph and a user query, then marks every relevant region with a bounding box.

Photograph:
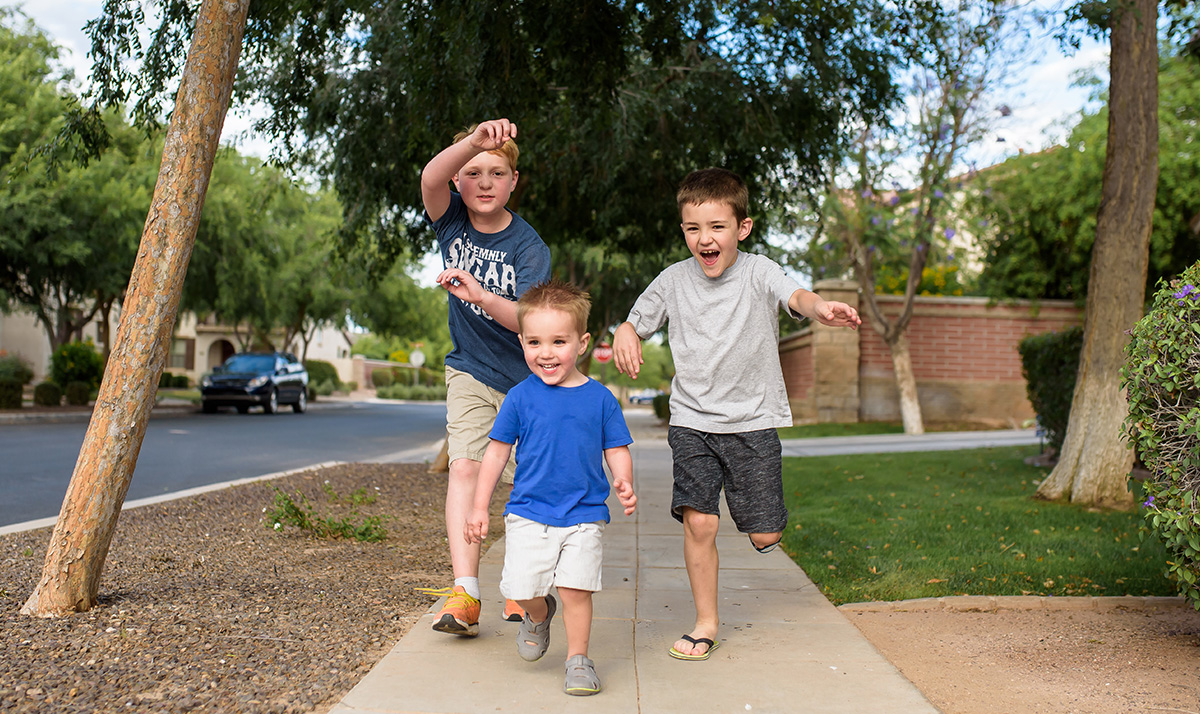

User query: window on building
[169,338,195,370]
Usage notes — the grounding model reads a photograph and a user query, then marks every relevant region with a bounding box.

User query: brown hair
[517,280,591,335]
[676,168,749,224]
[453,124,520,170]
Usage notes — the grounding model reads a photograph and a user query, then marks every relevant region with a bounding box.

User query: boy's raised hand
[613,322,644,378]
[469,118,517,152]
[465,506,490,545]
[812,299,862,330]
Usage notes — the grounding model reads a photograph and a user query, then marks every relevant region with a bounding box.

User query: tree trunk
[887,331,925,435]
[22,0,251,618]
[429,438,451,474]
[1035,0,1157,509]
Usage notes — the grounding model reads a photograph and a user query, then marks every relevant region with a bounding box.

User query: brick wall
[779,330,815,422]
[780,290,1082,425]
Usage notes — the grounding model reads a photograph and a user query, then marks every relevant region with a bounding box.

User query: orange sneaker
[416,586,480,637]
[503,599,525,622]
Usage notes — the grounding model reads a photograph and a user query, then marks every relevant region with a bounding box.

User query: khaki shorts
[500,514,605,599]
[445,365,517,484]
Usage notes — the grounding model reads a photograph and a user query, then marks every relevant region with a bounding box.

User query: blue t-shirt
[490,376,634,527]
[425,193,551,393]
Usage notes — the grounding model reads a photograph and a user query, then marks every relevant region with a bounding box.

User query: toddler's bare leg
[446,458,482,578]
[558,587,593,659]
[677,507,720,657]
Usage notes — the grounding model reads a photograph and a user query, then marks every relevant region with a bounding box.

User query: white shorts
[500,514,605,600]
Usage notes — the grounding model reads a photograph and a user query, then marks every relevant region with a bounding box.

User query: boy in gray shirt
[613,168,860,660]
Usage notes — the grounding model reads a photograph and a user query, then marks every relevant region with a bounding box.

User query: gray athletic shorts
[667,426,788,534]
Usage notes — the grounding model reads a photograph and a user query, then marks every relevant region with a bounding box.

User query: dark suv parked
[200,352,308,414]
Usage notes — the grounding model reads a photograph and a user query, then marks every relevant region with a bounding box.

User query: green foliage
[974,52,1200,302]
[265,485,389,542]
[33,381,61,407]
[1122,261,1200,610]
[171,374,188,388]
[782,447,1172,604]
[371,369,393,388]
[776,422,906,439]
[0,353,34,385]
[158,371,174,389]
[0,378,21,409]
[304,360,341,388]
[1018,327,1084,455]
[0,16,152,349]
[50,340,104,390]
[64,381,91,406]
[314,380,336,397]
[376,384,448,401]
[652,393,670,421]
[598,340,674,392]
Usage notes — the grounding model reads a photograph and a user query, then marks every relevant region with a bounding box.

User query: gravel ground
[1,463,509,714]
[5,458,1199,714]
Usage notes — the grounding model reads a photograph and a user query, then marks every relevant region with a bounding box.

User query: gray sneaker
[516,594,556,661]
[563,654,601,696]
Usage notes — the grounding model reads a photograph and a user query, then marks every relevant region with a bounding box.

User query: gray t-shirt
[627,252,802,433]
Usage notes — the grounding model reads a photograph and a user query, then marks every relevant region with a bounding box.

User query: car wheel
[236,405,250,414]
[292,388,307,414]
[263,387,278,414]
[202,401,217,414]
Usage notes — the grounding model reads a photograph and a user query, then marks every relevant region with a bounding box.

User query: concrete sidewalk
[329,440,939,714]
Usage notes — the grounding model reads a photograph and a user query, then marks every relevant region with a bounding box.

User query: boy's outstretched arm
[464,438,515,544]
[613,322,644,379]
[421,118,517,223]
[789,289,862,330]
[604,445,636,516]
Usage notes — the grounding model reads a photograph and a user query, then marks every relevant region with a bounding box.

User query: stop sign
[593,342,613,364]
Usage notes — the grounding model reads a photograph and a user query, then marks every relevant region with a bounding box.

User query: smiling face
[519,307,590,388]
[681,200,753,279]
[453,151,518,222]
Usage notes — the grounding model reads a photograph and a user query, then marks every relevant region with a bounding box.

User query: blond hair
[676,168,749,224]
[453,123,520,170]
[517,280,591,335]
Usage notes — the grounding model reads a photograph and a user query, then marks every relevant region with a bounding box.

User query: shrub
[64,381,91,406]
[304,360,341,389]
[159,371,174,388]
[306,384,319,403]
[1017,326,1083,455]
[33,381,62,407]
[372,368,393,388]
[1123,262,1200,610]
[0,353,34,385]
[652,393,671,421]
[315,379,336,397]
[170,374,188,388]
[0,378,21,409]
[50,340,105,391]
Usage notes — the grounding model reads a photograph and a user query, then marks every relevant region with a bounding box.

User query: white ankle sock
[455,577,480,599]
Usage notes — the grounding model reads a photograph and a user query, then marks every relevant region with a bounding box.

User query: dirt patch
[1,462,508,714]
[844,602,1200,714]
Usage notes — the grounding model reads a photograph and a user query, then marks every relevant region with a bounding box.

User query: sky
[19,0,1111,285]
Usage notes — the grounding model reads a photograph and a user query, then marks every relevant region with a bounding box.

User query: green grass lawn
[780,445,1174,604]
[775,420,1015,439]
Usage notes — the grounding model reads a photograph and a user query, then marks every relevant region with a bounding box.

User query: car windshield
[220,355,276,373]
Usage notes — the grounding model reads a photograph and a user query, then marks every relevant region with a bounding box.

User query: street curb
[839,594,1189,613]
[0,461,346,537]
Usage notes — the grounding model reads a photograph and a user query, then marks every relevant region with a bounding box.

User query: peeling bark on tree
[1035,0,1157,509]
[22,0,251,618]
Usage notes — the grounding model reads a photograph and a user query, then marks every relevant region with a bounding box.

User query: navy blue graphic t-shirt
[425,192,551,393]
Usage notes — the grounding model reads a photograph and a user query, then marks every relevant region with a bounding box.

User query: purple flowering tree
[816,0,1030,435]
